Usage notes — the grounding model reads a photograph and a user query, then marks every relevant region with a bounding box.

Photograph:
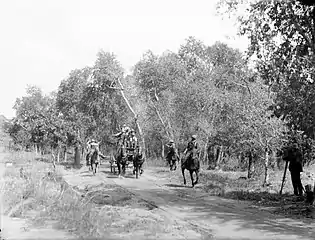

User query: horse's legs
[182,167,186,185]
[194,170,199,186]
[133,157,136,175]
[92,163,96,175]
[140,162,144,175]
[122,160,126,176]
[117,161,121,177]
[190,170,195,187]
[95,162,98,174]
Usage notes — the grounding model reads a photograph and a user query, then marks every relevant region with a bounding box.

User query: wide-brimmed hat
[169,139,174,143]
[191,135,197,139]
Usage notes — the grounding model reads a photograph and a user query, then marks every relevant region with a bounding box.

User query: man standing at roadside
[283,143,304,196]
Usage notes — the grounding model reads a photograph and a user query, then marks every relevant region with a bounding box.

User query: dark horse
[116,144,128,177]
[181,149,200,187]
[133,146,145,179]
[167,150,179,171]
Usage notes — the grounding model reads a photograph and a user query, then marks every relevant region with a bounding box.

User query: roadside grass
[2,151,202,239]
[199,168,315,219]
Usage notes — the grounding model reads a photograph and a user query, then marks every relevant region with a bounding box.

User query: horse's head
[135,145,142,156]
[120,145,127,158]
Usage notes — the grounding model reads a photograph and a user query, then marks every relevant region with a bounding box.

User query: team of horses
[86,142,145,179]
[86,141,200,187]
[115,144,145,179]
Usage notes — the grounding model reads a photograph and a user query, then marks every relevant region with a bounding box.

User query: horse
[181,149,200,187]
[166,149,180,171]
[116,144,128,177]
[133,146,145,178]
[90,147,100,175]
[86,152,91,170]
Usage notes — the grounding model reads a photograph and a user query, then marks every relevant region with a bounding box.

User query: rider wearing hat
[184,135,198,159]
[166,139,179,164]
[86,139,105,168]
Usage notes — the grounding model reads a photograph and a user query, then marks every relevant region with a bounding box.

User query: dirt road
[63,163,315,240]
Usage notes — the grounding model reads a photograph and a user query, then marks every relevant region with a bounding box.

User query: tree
[57,67,92,165]
[218,0,315,139]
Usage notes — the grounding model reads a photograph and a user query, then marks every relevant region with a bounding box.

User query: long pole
[280,160,289,195]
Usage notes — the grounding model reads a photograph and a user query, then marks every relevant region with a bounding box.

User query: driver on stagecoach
[113,124,131,147]
[126,129,138,154]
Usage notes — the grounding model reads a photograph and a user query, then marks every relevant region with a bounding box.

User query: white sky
[0,0,248,119]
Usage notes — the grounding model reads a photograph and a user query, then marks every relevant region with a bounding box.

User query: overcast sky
[0,0,248,119]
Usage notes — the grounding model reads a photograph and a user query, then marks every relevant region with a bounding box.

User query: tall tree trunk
[247,151,254,179]
[57,147,60,163]
[74,142,81,167]
[215,145,223,169]
[202,137,209,164]
[207,145,215,169]
[263,148,270,186]
[64,146,67,162]
[116,78,146,158]
[152,103,172,139]
[40,145,44,155]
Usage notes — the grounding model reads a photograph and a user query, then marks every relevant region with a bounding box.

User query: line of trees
[4,0,315,185]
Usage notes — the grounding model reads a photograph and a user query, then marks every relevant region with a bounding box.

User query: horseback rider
[166,139,179,164]
[184,135,198,159]
[87,139,105,166]
[86,138,95,167]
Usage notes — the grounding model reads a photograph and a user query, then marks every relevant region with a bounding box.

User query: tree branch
[288,3,314,53]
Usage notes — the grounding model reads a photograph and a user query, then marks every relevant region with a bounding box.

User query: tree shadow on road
[164,183,190,188]
[129,184,315,239]
[58,161,83,169]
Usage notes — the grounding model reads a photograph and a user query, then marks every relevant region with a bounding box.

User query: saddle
[183,150,199,170]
